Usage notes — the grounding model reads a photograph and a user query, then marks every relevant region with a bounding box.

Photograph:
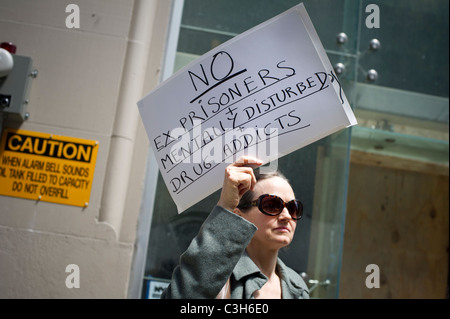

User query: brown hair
[236,169,288,211]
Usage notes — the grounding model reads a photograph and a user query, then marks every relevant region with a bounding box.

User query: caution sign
[0,128,99,207]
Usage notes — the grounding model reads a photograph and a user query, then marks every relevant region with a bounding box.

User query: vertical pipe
[99,0,158,237]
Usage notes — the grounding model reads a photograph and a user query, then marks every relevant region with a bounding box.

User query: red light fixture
[1,42,17,54]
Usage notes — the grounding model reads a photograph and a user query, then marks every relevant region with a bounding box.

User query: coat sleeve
[161,206,257,299]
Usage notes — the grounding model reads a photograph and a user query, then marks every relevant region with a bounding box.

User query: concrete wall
[0,0,171,298]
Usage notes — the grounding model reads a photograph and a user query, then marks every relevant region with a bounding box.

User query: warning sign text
[0,129,99,207]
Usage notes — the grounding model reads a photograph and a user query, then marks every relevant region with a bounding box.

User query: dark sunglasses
[239,194,303,220]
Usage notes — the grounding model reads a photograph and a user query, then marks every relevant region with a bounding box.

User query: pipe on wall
[99,0,158,238]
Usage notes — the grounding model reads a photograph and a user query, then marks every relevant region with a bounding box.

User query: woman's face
[240,176,297,250]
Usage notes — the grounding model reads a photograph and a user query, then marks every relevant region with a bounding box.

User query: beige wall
[0,0,171,298]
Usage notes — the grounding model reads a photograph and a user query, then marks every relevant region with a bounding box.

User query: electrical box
[0,54,35,121]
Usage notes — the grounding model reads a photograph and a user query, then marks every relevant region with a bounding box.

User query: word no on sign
[0,128,99,207]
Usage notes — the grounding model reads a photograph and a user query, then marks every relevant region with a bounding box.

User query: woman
[161,156,309,299]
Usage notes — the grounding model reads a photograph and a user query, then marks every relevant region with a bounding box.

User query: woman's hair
[236,169,288,211]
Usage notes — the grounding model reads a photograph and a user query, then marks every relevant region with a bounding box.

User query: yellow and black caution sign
[0,128,99,207]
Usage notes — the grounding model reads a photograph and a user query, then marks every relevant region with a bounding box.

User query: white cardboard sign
[138,3,357,213]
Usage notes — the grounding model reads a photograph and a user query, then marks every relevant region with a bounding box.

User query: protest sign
[138,3,357,213]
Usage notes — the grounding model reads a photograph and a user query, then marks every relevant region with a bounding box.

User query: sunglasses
[239,194,303,220]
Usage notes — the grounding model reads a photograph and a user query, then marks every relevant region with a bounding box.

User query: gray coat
[161,206,309,299]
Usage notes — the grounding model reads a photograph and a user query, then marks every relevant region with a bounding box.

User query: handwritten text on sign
[0,129,99,207]
[138,4,357,212]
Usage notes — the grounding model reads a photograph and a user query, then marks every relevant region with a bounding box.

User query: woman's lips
[274,226,290,233]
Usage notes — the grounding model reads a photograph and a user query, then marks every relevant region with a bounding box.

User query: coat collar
[232,251,265,281]
[232,251,309,299]
[276,258,309,298]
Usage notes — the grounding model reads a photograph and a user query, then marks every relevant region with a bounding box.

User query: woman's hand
[217,156,263,212]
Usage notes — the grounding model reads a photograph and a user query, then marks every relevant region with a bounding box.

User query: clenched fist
[217,156,263,212]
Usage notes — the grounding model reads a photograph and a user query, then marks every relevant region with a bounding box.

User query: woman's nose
[278,207,292,220]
